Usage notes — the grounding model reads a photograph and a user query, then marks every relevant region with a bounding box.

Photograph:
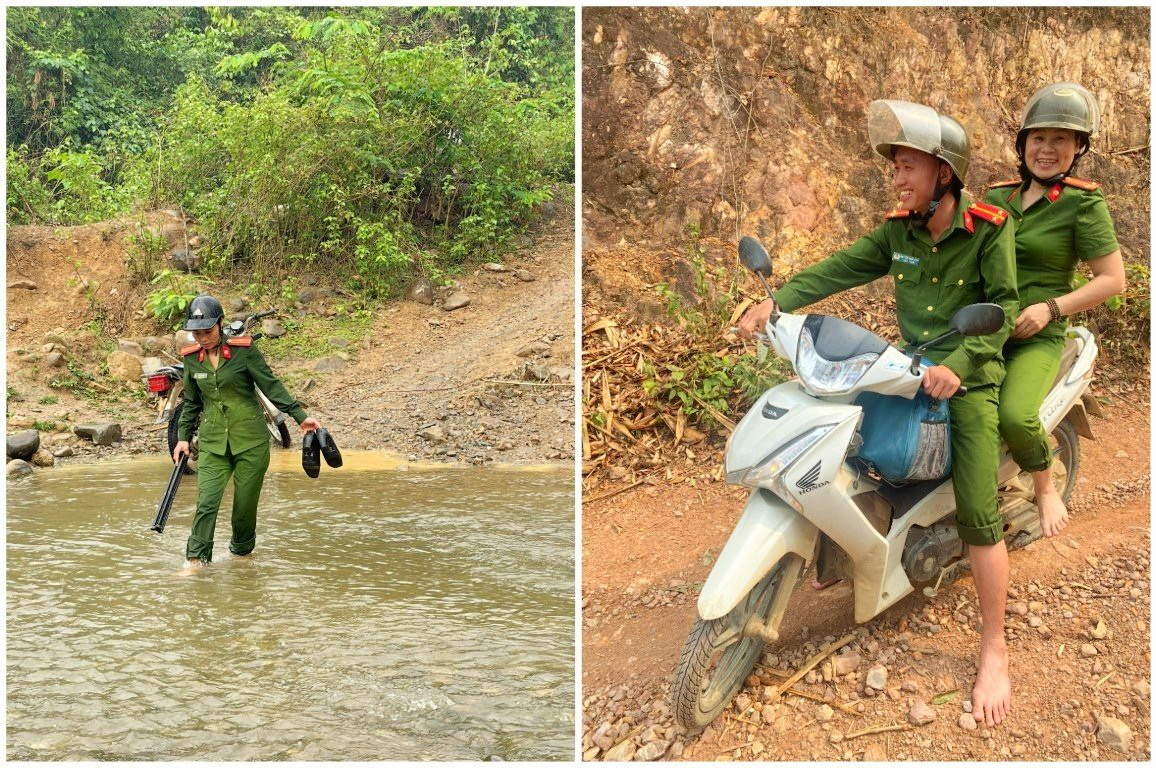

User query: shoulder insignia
[885,208,913,220]
[1062,175,1101,191]
[180,343,201,356]
[226,336,253,347]
[986,179,1021,189]
[967,201,1009,227]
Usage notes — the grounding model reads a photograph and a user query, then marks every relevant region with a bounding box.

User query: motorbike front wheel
[672,554,804,729]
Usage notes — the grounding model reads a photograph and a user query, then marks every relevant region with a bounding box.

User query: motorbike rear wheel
[267,418,291,449]
[1008,417,1080,549]
[166,402,197,474]
[672,554,804,729]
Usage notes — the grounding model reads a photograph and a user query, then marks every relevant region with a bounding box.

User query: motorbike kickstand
[923,560,965,598]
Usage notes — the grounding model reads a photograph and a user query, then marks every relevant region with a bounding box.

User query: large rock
[313,356,347,374]
[8,279,37,290]
[117,339,145,356]
[170,248,200,272]
[865,665,888,690]
[603,739,636,762]
[107,351,143,381]
[6,430,40,460]
[442,291,471,312]
[7,459,34,479]
[30,448,55,468]
[73,423,123,446]
[261,319,287,339]
[1096,716,1133,753]
[406,278,435,305]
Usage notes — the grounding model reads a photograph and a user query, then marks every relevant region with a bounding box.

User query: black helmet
[183,295,224,331]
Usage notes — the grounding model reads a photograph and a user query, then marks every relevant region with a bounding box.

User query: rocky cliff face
[582,7,1149,269]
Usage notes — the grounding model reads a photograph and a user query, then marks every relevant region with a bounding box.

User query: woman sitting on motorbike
[984,83,1125,538]
[173,295,321,572]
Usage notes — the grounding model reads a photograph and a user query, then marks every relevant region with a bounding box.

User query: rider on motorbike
[738,100,1019,727]
[985,83,1125,540]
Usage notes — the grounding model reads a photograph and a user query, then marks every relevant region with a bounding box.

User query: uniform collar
[196,342,232,363]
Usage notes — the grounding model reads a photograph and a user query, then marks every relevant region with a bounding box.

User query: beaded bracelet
[1045,298,1063,323]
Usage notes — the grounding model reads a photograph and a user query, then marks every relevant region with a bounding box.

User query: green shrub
[145,270,203,323]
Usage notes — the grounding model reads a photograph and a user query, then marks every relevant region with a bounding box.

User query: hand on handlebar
[173,441,190,463]
[737,298,777,341]
[921,365,961,400]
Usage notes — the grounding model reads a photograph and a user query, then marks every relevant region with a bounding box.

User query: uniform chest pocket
[889,257,923,286]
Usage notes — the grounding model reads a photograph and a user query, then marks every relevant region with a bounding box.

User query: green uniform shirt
[775,194,1019,388]
[984,178,1119,340]
[178,340,308,455]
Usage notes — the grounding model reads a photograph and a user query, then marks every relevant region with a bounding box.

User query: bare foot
[811,577,842,591]
[971,641,1011,726]
[1036,488,1069,538]
[177,559,208,576]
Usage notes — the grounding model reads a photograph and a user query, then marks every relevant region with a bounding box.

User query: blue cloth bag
[853,390,952,484]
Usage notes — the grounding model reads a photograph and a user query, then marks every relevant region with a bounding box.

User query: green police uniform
[178,337,308,561]
[775,194,1019,546]
[985,175,1119,471]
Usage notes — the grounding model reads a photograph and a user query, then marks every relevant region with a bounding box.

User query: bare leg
[968,540,1011,726]
[1032,468,1069,537]
[177,559,208,576]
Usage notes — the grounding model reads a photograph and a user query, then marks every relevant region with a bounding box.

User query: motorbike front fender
[697,489,819,620]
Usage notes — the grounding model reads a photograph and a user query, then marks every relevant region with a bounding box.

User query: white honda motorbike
[671,237,1101,728]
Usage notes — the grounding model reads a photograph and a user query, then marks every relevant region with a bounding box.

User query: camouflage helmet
[868,100,970,183]
[183,295,225,331]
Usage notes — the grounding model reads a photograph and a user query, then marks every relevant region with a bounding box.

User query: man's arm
[938,221,1019,382]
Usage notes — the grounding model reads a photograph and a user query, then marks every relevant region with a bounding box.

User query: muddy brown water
[7,452,575,761]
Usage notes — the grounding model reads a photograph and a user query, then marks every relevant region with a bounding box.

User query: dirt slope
[5,200,575,467]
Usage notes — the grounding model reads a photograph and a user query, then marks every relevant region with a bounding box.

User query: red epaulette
[966,201,1009,227]
[180,343,201,356]
[1062,175,1101,191]
[885,208,913,220]
[226,336,253,347]
[985,179,1021,189]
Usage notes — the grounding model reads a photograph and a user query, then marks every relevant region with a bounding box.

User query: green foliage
[6,143,127,224]
[125,226,169,285]
[38,395,60,405]
[33,420,58,432]
[1074,261,1151,363]
[643,236,792,429]
[145,270,202,323]
[261,311,374,362]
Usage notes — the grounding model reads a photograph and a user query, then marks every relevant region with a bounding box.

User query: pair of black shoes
[302,428,342,478]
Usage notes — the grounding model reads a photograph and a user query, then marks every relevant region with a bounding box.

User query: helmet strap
[913,177,950,229]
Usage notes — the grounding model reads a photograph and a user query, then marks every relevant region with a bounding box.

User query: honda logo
[795,460,829,493]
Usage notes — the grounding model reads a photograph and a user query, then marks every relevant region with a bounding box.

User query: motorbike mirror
[738,236,772,277]
[223,320,245,337]
[950,303,1006,337]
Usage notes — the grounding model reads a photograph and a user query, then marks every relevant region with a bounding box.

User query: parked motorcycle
[671,237,1100,728]
[142,309,292,471]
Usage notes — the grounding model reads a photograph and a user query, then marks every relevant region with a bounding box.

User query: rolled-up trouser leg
[186,448,235,562]
[998,336,1064,473]
[228,440,270,556]
[949,385,1004,546]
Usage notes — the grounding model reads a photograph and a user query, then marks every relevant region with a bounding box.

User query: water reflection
[7,454,575,760]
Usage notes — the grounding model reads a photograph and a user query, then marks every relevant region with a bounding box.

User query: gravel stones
[908,700,936,726]
[1096,716,1133,753]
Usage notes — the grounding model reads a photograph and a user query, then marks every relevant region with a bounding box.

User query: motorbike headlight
[795,329,879,395]
[740,425,834,512]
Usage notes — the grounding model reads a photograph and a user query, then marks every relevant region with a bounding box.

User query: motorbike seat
[876,476,944,520]
[1047,336,1080,392]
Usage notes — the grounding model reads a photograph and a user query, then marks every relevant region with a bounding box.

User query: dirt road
[581,400,1151,761]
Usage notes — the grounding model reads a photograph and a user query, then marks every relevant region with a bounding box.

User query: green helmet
[1019,82,1100,137]
[868,99,970,183]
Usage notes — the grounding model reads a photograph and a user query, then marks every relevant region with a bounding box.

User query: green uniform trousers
[949,384,1004,547]
[186,441,271,562]
[998,335,1065,473]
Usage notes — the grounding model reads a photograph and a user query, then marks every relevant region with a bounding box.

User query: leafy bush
[145,270,203,323]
